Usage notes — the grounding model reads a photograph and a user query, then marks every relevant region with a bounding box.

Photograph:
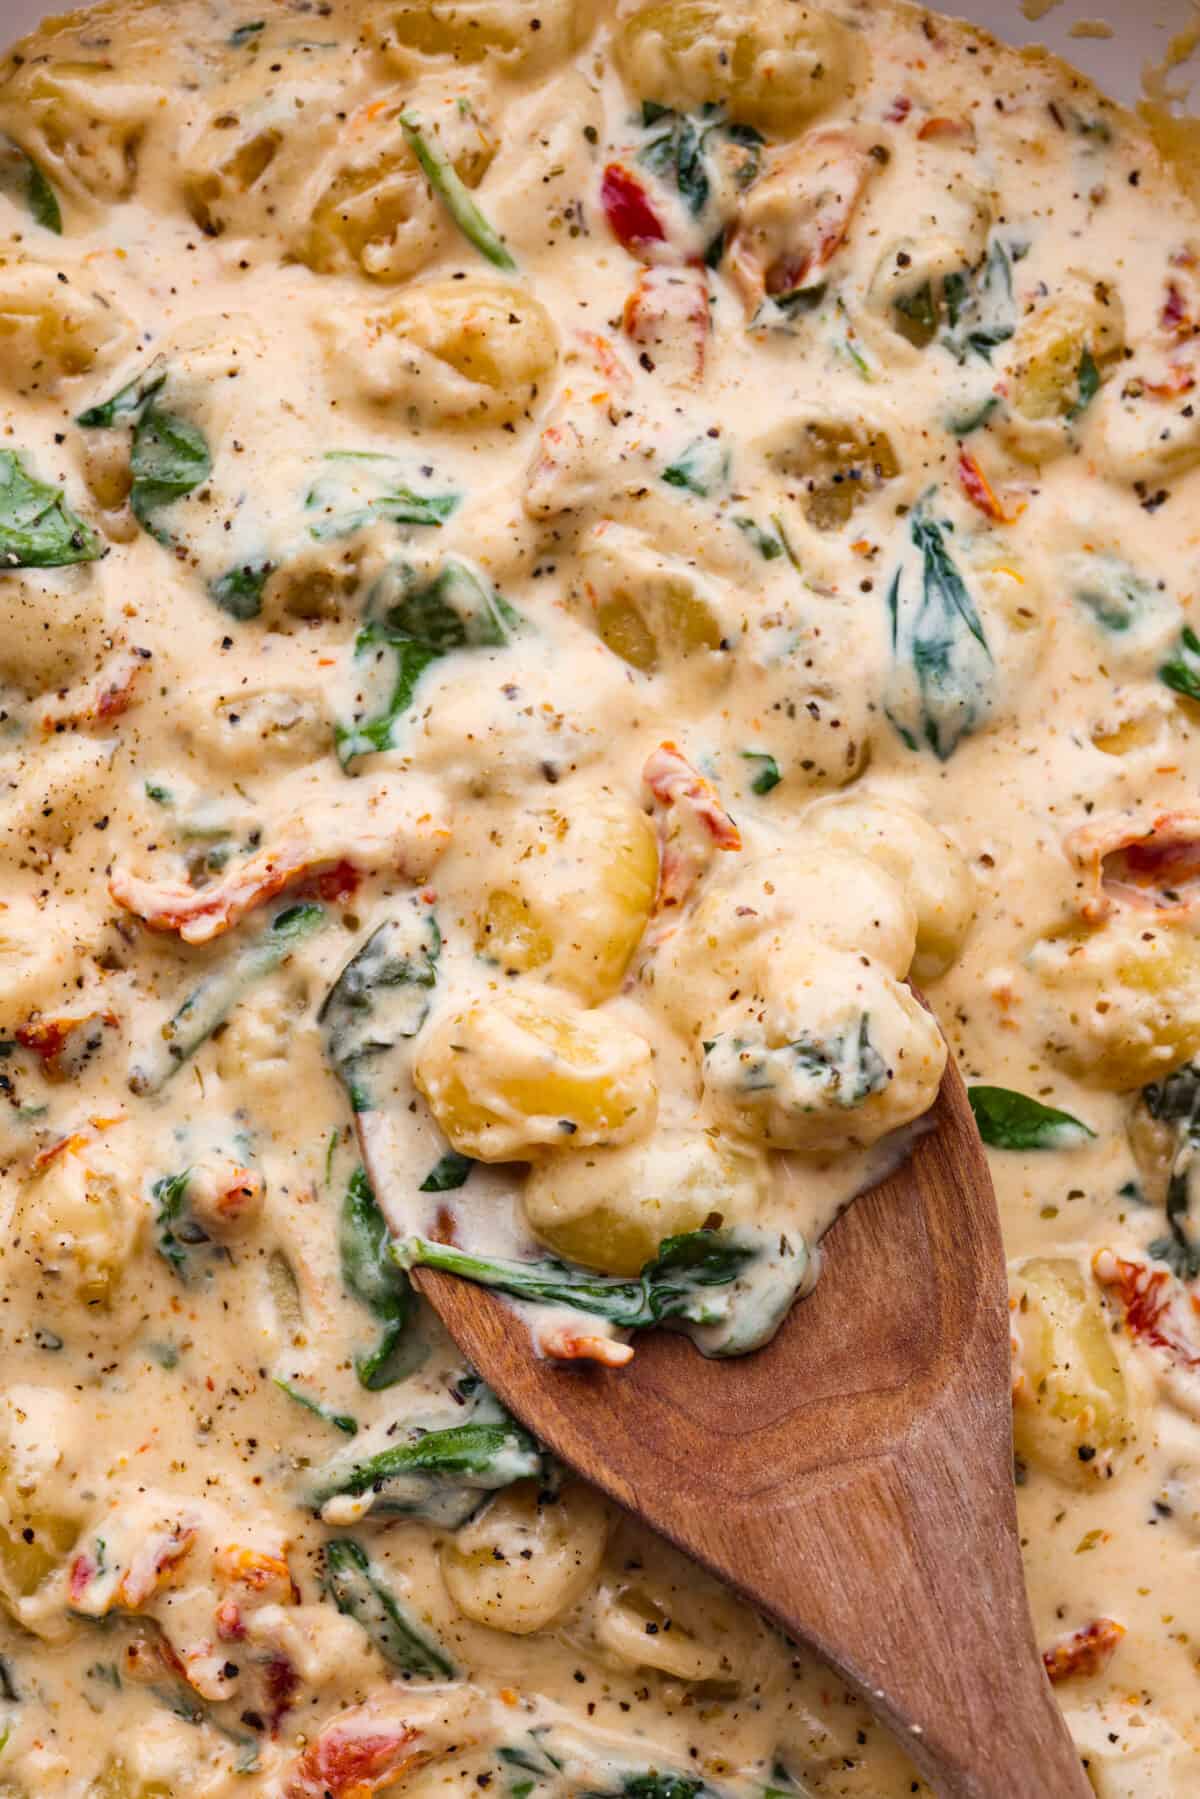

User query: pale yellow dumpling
[413,984,657,1161]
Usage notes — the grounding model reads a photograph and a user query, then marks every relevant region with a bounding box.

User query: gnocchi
[413,984,658,1160]
[522,1127,770,1274]
[441,1479,609,1633]
[323,278,558,425]
[474,780,658,1001]
[614,0,862,137]
[1011,1258,1133,1485]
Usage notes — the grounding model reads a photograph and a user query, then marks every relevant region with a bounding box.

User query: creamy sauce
[3,0,1200,1793]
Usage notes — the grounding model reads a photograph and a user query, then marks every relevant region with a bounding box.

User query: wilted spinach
[0,134,61,232]
[1159,624,1200,704]
[130,902,327,1094]
[336,559,521,765]
[968,1086,1095,1150]
[0,450,103,569]
[319,909,440,1111]
[340,1165,416,1389]
[885,499,993,760]
[309,1379,541,1524]
[325,1538,455,1679]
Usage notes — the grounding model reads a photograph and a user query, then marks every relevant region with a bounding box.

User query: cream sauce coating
[1,0,1200,1793]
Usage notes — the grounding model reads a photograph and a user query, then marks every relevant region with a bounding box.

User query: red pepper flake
[884,95,912,124]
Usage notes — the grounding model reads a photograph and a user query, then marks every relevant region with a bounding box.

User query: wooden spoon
[400,1056,1091,1799]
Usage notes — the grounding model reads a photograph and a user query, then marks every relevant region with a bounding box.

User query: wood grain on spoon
[379,1056,1092,1799]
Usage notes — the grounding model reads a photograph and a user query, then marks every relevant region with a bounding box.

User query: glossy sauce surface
[2,1,1200,1793]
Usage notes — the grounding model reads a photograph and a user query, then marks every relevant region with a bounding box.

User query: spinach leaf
[77,360,168,429]
[1071,554,1163,634]
[420,1150,475,1192]
[0,134,61,233]
[152,1169,209,1282]
[1068,346,1100,422]
[340,1165,416,1389]
[306,453,459,541]
[310,1386,541,1525]
[397,1229,759,1332]
[401,114,516,271]
[968,1086,1095,1151]
[273,1378,358,1436]
[325,1538,455,1680]
[499,1738,564,1787]
[948,395,999,438]
[78,364,213,548]
[940,240,1016,365]
[706,1014,887,1110]
[319,910,440,1112]
[739,750,781,794]
[209,559,273,621]
[148,1674,260,1770]
[336,559,521,766]
[638,102,762,222]
[229,20,265,46]
[662,436,730,497]
[1159,624,1200,704]
[0,451,103,569]
[1138,1062,1200,1280]
[885,499,993,760]
[732,516,784,560]
[894,281,937,345]
[130,901,327,1094]
[130,408,213,541]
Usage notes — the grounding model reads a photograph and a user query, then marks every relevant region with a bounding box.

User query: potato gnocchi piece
[0,259,132,394]
[323,278,558,426]
[1092,375,1200,487]
[88,1765,173,1799]
[576,520,732,674]
[867,184,993,352]
[0,57,151,205]
[300,88,496,282]
[180,78,298,240]
[413,984,657,1161]
[480,72,604,261]
[173,681,331,774]
[650,846,918,1038]
[584,1530,779,1691]
[730,128,879,320]
[213,980,313,1099]
[441,1479,609,1634]
[368,0,591,78]
[474,781,658,1002]
[1030,923,1200,1090]
[758,412,899,532]
[999,270,1126,463]
[0,738,117,859]
[702,945,947,1153]
[614,0,863,138]
[0,1385,87,1628]
[16,1134,143,1311]
[1011,1257,1133,1485]
[1,564,112,695]
[523,1127,770,1275]
[806,792,975,982]
[1069,1701,1200,1798]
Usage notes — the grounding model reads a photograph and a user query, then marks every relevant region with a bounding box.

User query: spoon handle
[712,1382,1091,1798]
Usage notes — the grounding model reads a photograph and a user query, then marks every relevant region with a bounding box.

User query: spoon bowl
[399,1057,1090,1799]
